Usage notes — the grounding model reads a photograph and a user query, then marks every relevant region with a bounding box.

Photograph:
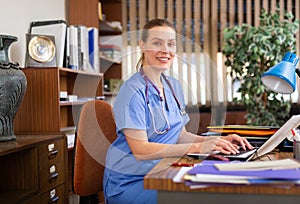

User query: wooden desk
[0,134,68,204]
[144,152,300,204]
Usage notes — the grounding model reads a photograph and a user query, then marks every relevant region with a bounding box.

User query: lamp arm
[296,68,300,78]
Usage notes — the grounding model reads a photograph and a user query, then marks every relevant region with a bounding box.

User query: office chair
[73,100,117,204]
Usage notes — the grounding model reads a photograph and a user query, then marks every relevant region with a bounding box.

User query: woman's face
[140,26,176,71]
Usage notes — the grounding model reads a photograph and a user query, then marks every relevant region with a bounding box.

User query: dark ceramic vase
[0,34,27,141]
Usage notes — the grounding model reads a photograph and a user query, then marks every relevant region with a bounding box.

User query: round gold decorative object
[28,36,56,63]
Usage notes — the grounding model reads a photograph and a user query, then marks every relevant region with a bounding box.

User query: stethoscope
[140,68,186,135]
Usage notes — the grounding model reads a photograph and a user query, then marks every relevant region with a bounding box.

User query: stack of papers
[178,159,300,188]
[214,158,300,171]
[207,125,280,147]
[207,125,279,136]
[61,126,76,149]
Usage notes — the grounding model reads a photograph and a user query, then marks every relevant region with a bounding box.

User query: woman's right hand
[213,137,241,154]
[189,136,241,155]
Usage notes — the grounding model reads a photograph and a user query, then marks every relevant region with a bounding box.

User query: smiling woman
[103,18,253,204]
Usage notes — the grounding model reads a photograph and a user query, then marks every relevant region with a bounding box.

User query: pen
[291,128,300,141]
[170,162,194,167]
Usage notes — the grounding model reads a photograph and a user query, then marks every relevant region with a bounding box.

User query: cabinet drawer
[39,138,65,170]
[40,184,66,204]
[20,195,41,204]
[40,161,65,192]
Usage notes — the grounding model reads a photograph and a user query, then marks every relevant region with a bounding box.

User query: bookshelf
[13,0,105,135]
[14,67,103,134]
[100,0,123,98]
[67,0,123,98]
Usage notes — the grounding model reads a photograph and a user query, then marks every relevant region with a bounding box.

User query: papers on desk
[175,159,300,189]
[172,166,194,183]
[207,125,279,136]
[61,126,76,149]
[207,125,280,148]
[187,173,253,184]
[215,158,300,171]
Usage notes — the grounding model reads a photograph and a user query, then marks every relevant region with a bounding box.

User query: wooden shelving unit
[67,0,99,29]
[11,1,123,202]
[14,67,103,134]
[100,0,123,98]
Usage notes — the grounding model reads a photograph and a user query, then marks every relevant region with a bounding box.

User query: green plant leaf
[222,6,299,126]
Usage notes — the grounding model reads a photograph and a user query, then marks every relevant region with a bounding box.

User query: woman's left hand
[222,134,253,151]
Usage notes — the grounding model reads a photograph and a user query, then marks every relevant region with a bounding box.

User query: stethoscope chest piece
[180,108,186,116]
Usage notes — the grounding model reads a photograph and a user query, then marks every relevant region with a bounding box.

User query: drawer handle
[49,172,59,183]
[48,149,58,159]
[49,195,59,203]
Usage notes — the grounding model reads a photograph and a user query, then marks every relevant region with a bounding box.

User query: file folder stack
[207,125,279,136]
[207,125,279,147]
[181,159,300,189]
[65,26,99,73]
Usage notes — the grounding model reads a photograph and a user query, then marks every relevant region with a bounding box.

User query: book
[68,25,79,70]
[99,35,123,64]
[76,25,91,71]
[88,27,100,73]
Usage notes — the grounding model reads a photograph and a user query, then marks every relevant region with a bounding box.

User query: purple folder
[188,160,300,180]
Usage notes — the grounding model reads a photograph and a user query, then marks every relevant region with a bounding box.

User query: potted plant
[222,7,299,126]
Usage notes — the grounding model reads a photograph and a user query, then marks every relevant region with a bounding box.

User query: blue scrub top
[104,72,190,198]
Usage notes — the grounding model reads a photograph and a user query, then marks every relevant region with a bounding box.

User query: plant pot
[0,34,27,141]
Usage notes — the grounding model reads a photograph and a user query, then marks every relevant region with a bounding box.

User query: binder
[30,20,67,68]
[88,27,99,73]
[76,25,90,71]
[68,25,79,70]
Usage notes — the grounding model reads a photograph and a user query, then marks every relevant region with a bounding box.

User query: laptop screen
[254,114,300,159]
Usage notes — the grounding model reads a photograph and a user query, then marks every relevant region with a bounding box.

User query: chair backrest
[73,100,117,197]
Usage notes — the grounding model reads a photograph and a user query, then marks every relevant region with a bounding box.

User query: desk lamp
[261,52,300,94]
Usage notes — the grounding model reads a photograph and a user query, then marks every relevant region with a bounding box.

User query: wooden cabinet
[14,67,103,134]
[0,134,68,204]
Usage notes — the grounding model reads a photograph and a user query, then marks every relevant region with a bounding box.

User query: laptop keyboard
[219,147,259,158]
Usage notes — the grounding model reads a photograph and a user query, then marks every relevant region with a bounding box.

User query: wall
[0,0,66,67]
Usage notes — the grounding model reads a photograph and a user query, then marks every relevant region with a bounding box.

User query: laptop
[187,114,300,162]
